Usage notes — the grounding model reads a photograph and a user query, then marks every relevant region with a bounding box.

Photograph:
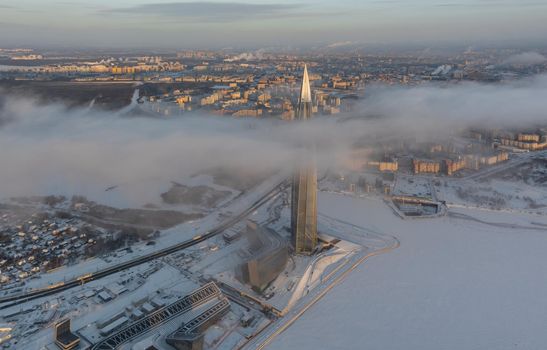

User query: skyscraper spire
[291,64,317,255]
[299,64,312,104]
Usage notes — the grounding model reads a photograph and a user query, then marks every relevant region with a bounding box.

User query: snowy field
[2,173,286,294]
[435,155,547,215]
[393,175,433,199]
[267,191,547,350]
[2,173,240,210]
[438,178,547,214]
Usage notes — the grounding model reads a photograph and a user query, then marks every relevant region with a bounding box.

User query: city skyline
[1,0,547,49]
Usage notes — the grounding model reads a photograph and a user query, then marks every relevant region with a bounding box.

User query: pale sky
[0,0,546,49]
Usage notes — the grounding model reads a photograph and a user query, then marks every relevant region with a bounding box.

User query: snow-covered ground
[10,262,195,350]
[435,153,547,215]
[4,173,240,211]
[3,172,286,295]
[393,175,433,199]
[438,178,547,214]
[267,191,547,350]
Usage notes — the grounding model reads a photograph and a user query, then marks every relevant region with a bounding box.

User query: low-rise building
[500,138,546,151]
[412,159,441,174]
[444,158,466,176]
[367,158,399,172]
[235,221,288,292]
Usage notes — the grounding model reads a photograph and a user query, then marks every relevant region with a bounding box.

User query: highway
[0,179,289,309]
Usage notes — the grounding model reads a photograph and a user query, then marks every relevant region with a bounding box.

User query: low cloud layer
[502,52,547,66]
[104,2,302,22]
[356,74,547,138]
[1,74,546,207]
[0,97,298,207]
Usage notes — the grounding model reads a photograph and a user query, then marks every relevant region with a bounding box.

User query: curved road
[249,236,400,350]
[242,212,401,350]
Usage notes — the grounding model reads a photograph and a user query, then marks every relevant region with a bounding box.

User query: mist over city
[1,73,545,205]
[0,1,547,350]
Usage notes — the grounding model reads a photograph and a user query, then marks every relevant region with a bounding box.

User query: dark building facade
[236,221,288,291]
[55,319,80,350]
[291,65,318,254]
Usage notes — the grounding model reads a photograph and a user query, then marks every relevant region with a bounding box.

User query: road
[242,214,400,350]
[448,211,547,231]
[0,179,289,309]
[114,88,140,116]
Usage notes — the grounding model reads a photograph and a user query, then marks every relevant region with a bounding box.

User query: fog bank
[1,74,546,207]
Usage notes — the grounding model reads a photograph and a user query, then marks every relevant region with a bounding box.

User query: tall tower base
[291,159,317,254]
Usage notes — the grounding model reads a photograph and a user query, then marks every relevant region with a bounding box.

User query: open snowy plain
[268,191,547,350]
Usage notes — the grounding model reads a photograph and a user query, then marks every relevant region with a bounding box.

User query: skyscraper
[291,65,318,255]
